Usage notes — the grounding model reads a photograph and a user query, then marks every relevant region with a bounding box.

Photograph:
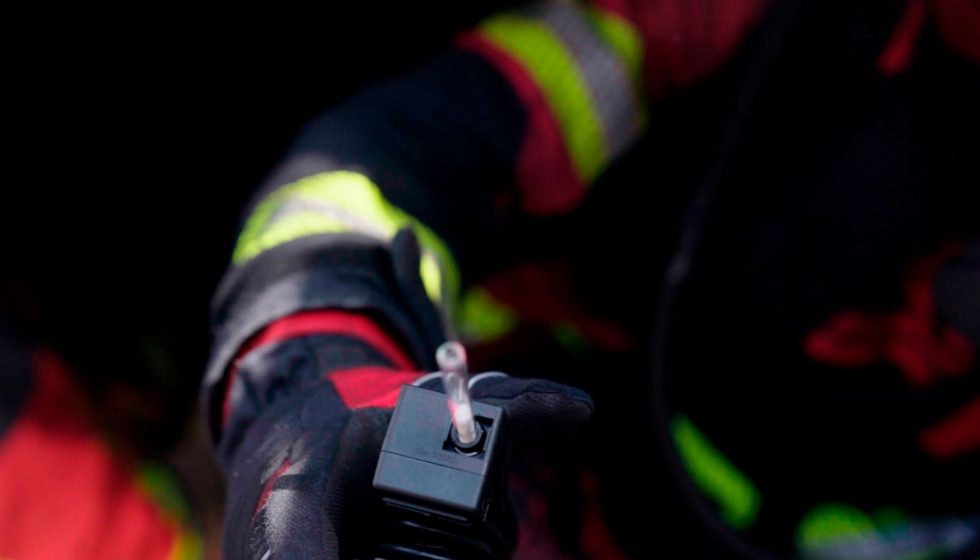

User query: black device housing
[372,384,515,560]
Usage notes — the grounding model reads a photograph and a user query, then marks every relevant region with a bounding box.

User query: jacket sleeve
[202,0,768,441]
[0,322,203,560]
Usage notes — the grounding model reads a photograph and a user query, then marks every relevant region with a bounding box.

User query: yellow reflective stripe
[588,7,645,93]
[457,287,519,342]
[419,253,443,304]
[480,13,608,184]
[237,211,353,259]
[671,415,762,530]
[233,171,460,305]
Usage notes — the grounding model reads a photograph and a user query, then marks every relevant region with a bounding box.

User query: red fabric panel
[878,0,928,75]
[626,0,769,98]
[805,311,893,368]
[578,470,630,560]
[236,310,415,370]
[804,242,974,388]
[509,471,574,560]
[0,349,178,560]
[325,368,423,409]
[223,310,417,425]
[456,0,767,211]
[482,262,634,352]
[919,394,980,461]
[456,32,587,216]
[254,459,291,520]
[932,0,980,62]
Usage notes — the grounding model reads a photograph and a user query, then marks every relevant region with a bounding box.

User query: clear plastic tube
[436,341,477,445]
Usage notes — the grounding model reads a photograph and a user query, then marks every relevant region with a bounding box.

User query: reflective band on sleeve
[476,0,646,186]
[588,6,644,89]
[537,2,645,158]
[233,171,460,306]
[796,503,979,560]
[671,414,761,530]
[480,13,606,184]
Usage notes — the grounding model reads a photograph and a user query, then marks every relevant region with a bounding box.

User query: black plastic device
[372,384,515,560]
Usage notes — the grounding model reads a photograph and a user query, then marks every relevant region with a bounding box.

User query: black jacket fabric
[204,1,980,558]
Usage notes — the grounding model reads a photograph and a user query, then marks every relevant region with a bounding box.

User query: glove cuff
[210,309,421,453]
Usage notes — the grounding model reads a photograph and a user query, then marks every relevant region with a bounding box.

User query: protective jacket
[0,317,203,559]
[203,1,980,558]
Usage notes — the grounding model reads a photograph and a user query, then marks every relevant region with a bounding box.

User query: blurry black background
[2,2,522,454]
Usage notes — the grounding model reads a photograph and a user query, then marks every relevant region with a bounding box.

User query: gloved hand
[217,317,593,560]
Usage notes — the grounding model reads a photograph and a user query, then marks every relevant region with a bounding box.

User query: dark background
[4,2,522,453]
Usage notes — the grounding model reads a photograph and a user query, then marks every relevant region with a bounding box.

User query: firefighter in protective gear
[202,0,980,558]
[2,0,979,559]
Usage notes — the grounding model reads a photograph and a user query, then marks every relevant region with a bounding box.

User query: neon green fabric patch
[457,287,519,342]
[233,171,460,306]
[794,504,959,560]
[671,414,762,530]
[797,503,877,548]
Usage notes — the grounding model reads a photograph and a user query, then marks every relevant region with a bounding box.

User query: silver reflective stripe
[263,195,389,240]
[525,0,644,159]
[266,194,448,305]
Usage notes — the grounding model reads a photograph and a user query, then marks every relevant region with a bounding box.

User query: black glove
[220,338,593,560]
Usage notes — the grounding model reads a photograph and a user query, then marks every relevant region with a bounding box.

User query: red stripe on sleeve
[222,310,417,426]
[325,367,423,409]
[236,310,415,370]
[456,32,587,216]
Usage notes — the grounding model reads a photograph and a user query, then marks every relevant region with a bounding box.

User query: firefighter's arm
[205,0,770,406]
[204,2,766,559]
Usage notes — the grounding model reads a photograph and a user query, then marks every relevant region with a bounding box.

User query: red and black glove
[204,231,593,560]
[215,311,592,560]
